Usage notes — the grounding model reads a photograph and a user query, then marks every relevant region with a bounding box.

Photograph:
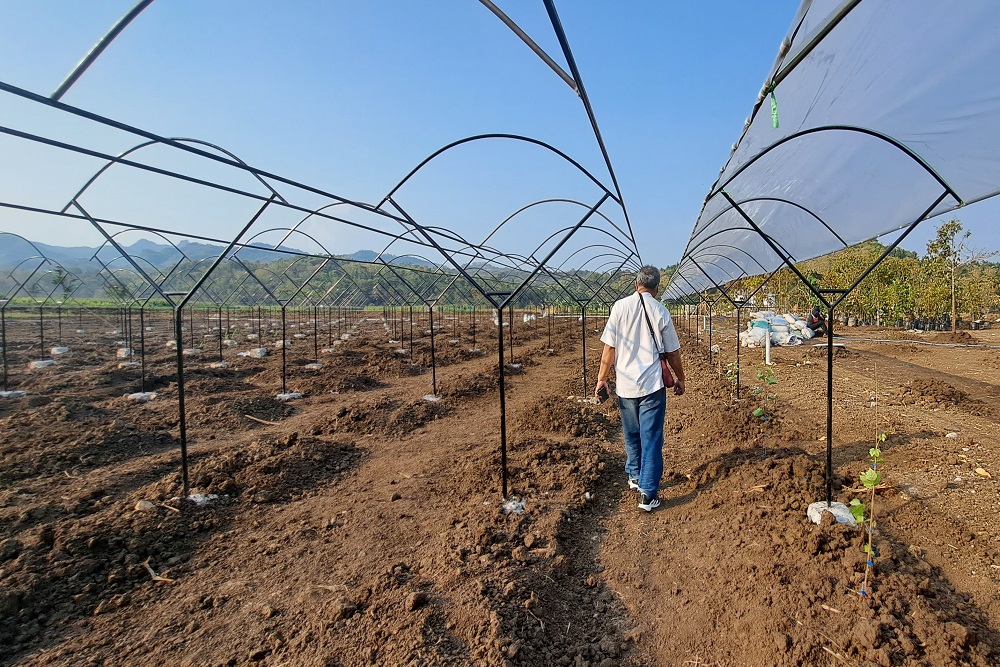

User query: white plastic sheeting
[668,0,1000,297]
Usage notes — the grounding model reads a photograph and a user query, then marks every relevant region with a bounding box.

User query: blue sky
[2,0,996,271]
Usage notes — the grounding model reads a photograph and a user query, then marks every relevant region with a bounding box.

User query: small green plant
[755,365,777,385]
[850,431,887,598]
[725,361,739,387]
[751,365,778,419]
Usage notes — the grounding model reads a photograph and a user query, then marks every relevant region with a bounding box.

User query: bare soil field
[1,309,998,666]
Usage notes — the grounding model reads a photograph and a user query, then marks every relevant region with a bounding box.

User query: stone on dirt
[1,538,22,562]
[406,591,427,611]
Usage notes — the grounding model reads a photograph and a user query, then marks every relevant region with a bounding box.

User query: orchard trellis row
[1,228,635,497]
[6,0,1000,516]
[0,0,648,498]
[664,2,1000,517]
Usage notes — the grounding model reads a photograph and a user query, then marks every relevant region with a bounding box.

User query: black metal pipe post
[38,305,45,360]
[140,306,147,393]
[496,303,508,498]
[280,306,287,394]
[735,303,742,400]
[313,305,319,361]
[1,308,8,390]
[173,306,190,496]
[508,305,515,365]
[471,306,477,350]
[428,306,437,396]
[825,307,835,506]
[128,305,135,358]
[547,304,552,349]
[708,302,714,365]
[581,304,588,395]
[408,305,414,360]
[217,305,224,361]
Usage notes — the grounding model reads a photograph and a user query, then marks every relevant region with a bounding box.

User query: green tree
[50,267,79,301]
[957,263,1000,321]
[924,219,997,331]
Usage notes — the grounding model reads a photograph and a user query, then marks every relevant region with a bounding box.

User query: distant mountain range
[0,239,435,270]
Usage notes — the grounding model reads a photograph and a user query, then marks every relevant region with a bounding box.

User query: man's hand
[594,379,608,398]
[664,349,685,396]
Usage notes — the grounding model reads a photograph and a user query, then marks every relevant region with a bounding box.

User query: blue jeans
[619,388,666,497]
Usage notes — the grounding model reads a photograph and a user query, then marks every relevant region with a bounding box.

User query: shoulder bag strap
[637,292,663,356]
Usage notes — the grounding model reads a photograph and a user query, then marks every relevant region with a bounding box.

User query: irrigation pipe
[833,336,1000,349]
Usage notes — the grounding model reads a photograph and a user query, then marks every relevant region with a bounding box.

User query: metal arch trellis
[368,254,457,397]
[376,133,634,305]
[0,236,55,390]
[694,195,849,250]
[371,135,636,497]
[0,0,641,501]
[481,198,638,261]
[675,225,802,293]
[545,246,640,394]
[676,115,968,511]
[63,179,285,497]
[703,125,962,216]
[1,238,68,391]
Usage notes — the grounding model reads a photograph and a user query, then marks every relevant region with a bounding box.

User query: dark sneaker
[638,493,660,512]
[628,478,640,491]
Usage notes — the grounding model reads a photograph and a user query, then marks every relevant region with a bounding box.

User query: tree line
[716,219,998,327]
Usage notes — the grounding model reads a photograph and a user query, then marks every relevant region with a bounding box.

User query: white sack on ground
[740,328,768,348]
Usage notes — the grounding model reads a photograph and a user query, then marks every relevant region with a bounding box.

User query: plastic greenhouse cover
[671,0,1000,297]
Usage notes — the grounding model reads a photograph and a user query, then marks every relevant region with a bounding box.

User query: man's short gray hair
[636,266,660,289]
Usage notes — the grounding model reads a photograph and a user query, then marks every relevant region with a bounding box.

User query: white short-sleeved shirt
[600,292,681,399]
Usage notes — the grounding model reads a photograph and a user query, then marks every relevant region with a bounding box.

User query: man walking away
[594,266,685,512]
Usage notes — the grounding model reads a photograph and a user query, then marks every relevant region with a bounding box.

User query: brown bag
[659,354,676,388]
[638,293,675,388]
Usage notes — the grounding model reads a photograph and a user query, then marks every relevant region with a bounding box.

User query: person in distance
[806,306,827,336]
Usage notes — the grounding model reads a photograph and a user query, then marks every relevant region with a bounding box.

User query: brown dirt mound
[607,445,996,666]
[228,396,296,424]
[184,432,364,502]
[934,330,977,344]
[441,368,502,398]
[317,396,451,437]
[0,432,363,661]
[891,378,971,408]
[512,396,617,439]
[803,344,859,358]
